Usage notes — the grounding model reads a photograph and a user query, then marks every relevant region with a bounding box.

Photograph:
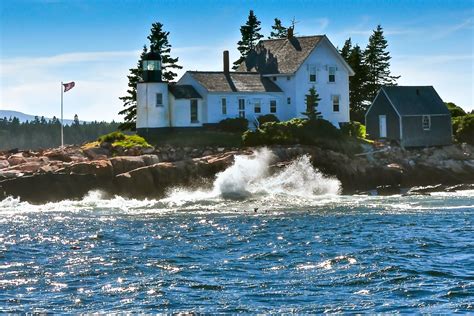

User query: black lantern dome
[142,50,162,82]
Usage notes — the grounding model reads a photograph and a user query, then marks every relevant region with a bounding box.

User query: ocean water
[0,149,473,313]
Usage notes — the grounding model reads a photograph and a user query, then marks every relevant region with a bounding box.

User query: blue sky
[1,0,473,121]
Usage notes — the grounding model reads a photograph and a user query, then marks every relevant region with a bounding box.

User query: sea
[1,149,473,313]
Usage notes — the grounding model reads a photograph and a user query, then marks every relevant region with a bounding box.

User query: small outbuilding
[365,86,452,147]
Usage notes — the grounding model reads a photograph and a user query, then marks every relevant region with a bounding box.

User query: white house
[136,30,354,133]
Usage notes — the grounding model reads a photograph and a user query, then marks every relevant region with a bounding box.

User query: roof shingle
[382,86,450,116]
[237,36,324,74]
[169,84,202,99]
[188,72,282,93]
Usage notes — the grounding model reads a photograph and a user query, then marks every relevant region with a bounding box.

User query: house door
[238,98,245,118]
[379,115,387,138]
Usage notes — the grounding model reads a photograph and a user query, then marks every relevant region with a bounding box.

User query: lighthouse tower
[136,49,170,134]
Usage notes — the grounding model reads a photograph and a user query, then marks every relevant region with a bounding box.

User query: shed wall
[401,115,452,147]
[366,92,400,140]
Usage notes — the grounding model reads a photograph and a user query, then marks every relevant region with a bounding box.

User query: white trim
[293,36,355,76]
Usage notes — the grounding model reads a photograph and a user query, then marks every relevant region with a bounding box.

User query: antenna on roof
[290,17,299,35]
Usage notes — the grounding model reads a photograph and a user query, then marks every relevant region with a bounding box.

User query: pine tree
[302,86,322,120]
[118,45,148,131]
[73,114,80,127]
[269,18,288,39]
[233,10,264,70]
[364,25,400,102]
[340,38,352,60]
[147,22,182,81]
[347,45,370,122]
[118,22,182,130]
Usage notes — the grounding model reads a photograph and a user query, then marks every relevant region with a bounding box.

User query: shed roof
[169,84,202,99]
[188,71,282,93]
[381,86,450,116]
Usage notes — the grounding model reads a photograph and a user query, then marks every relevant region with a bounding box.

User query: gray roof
[169,84,202,99]
[188,71,282,93]
[382,86,450,116]
[237,35,324,74]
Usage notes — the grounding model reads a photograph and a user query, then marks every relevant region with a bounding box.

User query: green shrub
[340,121,366,138]
[98,131,126,143]
[257,114,279,126]
[218,118,249,133]
[446,102,467,118]
[242,118,359,154]
[98,131,151,148]
[453,114,474,144]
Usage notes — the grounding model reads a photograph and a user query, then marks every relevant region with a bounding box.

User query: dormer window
[309,66,317,83]
[328,66,336,83]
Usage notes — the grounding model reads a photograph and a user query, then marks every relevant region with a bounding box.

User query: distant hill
[0,110,85,125]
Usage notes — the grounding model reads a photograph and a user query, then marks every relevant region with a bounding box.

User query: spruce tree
[302,86,322,120]
[118,45,148,131]
[269,18,288,39]
[340,38,352,60]
[347,45,370,122]
[233,10,264,70]
[364,25,400,102]
[118,22,182,130]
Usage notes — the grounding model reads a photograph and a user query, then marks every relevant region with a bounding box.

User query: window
[254,99,261,114]
[309,66,317,82]
[287,97,291,105]
[422,115,431,130]
[238,98,245,118]
[270,100,277,113]
[328,66,336,83]
[272,76,277,81]
[221,98,227,115]
[156,93,163,107]
[287,76,291,81]
[190,99,198,123]
[332,95,340,112]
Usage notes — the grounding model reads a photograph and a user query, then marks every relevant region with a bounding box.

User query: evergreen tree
[147,22,182,81]
[364,25,400,102]
[73,114,80,126]
[340,38,352,60]
[269,18,288,39]
[233,10,264,70]
[119,22,182,130]
[118,45,148,131]
[347,45,370,122]
[302,86,322,120]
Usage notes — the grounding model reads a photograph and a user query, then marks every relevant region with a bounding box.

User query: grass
[144,129,242,148]
[96,131,152,149]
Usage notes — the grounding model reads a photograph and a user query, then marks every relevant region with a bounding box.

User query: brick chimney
[287,27,294,39]
[223,50,230,74]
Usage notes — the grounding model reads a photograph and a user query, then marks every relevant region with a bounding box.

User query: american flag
[63,82,75,92]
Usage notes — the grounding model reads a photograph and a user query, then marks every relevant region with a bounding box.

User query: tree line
[118,11,399,129]
[0,116,120,150]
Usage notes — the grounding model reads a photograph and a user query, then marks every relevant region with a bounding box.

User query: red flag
[63,82,75,92]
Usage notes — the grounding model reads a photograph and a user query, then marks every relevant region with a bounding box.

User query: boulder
[83,147,110,160]
[7,153,26,166]
[0,173,97,204]
[0,169,24,179]
[142,154,160,166]
[11,161,43,174]
[109,156,146,176]
[44,149,72,162]
[0,160,9,169]
[68,160,113,180]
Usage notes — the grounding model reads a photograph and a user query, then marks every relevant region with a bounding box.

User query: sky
[0,0,473,121]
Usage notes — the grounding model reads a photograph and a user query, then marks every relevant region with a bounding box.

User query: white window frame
[270,100,277,114]
[221,97,227,115]
[309,65,317,83]
[238,98,245,118]
[156,93,163,107]
[332,95,340,112]
[328,66,336,83]
[253,99,261,114]
[422,115,431,130]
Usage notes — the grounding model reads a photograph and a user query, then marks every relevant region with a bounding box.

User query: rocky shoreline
[1,142,474,204]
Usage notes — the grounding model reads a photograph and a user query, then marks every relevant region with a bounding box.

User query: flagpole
[60,81,64,147]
